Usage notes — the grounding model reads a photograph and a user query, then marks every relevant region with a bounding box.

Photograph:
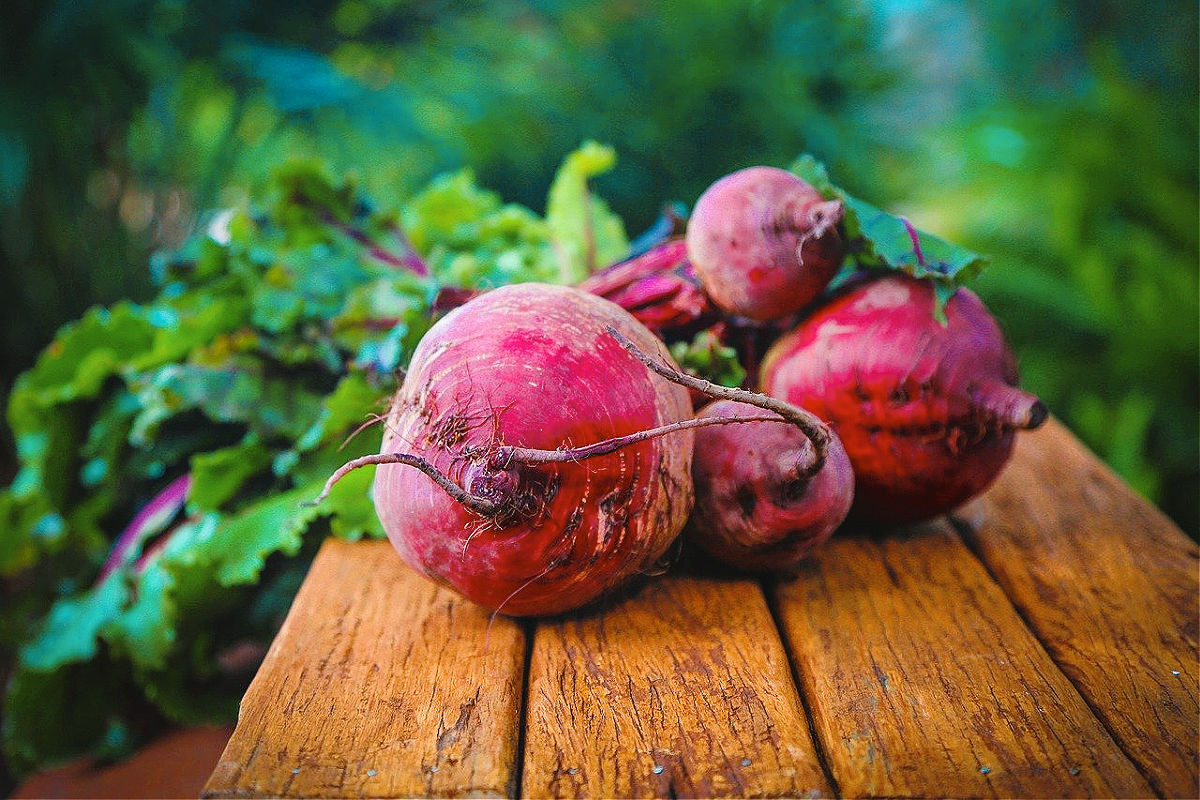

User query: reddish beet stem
[99,473,192,580]
[308,414,788,510]
[900,217,926,267]
[495,414,787,464]
[305,452,500,515]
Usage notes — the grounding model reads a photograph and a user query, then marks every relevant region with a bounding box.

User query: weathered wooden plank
[523,575,832,799]
[202,539,525,799]
[955,419,1199,798]
[773,520,1154,798]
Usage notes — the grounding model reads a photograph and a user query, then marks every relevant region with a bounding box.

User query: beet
[760,274,1047,524]
[310,284,837,615]
[688,400,854,572]
[364,283,697,616]
[686,166,845,321]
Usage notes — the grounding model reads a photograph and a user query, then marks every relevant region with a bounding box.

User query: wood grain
[522,575,832,799]
[955,419,1199,798]
[202,539,526,799]
[773,520,1155,798]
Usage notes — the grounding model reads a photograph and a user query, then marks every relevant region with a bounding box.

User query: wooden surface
[774,523,1151,798]
[204,419,1199,799]
[524,576,831,798]
[205,542,526,798]
[954,421,1200,799]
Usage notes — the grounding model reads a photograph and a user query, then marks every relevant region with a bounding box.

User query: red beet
[689,400,854,572]
[760,274,1047,524]
[364,284,697,616]
[310,284,836,615]
[686,166,845,321]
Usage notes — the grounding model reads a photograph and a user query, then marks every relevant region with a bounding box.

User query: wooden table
[203,420,1198,799]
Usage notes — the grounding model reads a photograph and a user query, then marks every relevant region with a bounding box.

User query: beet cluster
[320,163,1045,616]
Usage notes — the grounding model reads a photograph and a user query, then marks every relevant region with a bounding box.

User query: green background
[0,1,1195,529]
[0,0,1197,784]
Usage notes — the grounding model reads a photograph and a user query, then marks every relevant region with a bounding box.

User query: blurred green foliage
[0,0,1195,785]
[0,3,1194,521]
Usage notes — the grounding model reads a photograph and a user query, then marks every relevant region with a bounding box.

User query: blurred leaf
[129,363,324,445]
[545,141,628,282]
[222,38,418,138]
[20,573,127,671]
[792,153,988,289]
[2,660,139,778]
[670,329,747,389]
[8,303,153,422]
[0,124,30,208]
[193,483,322,587]
[189,437,274,512]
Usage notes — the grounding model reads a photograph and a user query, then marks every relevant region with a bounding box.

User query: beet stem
[304,452,499,516]
[604,326,833,478]
[900,217,927,267]
[312,332,836,518]
[497,414,790,464]
[795,199,844,269]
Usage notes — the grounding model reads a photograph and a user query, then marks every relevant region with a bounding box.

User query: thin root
[604,326,833,477]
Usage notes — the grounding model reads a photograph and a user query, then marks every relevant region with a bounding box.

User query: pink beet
[761,274,1047,525]
[689,400,854,572]
[686,166,845,321]
[365,284,695,616]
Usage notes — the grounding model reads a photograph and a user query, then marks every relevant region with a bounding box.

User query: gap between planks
[950,419,1198,798]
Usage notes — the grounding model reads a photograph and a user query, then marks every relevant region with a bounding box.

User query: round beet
[689,400,854,572]
[760,274,1047,525]
[373,284,695,616]
[686,166,845,321]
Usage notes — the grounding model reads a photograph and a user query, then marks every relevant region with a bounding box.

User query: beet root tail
[974,382,1049,430]
[796,199,845,270]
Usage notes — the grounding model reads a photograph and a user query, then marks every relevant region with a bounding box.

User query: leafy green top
[0,145,626,776]
[790,154,988,315]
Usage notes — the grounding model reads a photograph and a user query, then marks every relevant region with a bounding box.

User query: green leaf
[7,303,154,418]
[250,247,372,334]
[79,389,140,488]
[403,169,502,254]
[545,141,628,282]
[129,362,324,445]
[132,291,252,371]
[0,491,56,576]
[269,159,358,239]
[189,437,275,512]
[330,276,430,360]
[186,483,324,587]
[292,371,391,454]
[3,659,140,778]
[20,573,128,671]
[669,330,747,389]
[318,461,384,541]
[790,154,988,290]
[106,561,178,670]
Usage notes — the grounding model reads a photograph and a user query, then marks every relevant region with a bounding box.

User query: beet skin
[686,166,845,321]
[689,400,854,572]
[761,275,1046,524]
[372,284,694,616]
